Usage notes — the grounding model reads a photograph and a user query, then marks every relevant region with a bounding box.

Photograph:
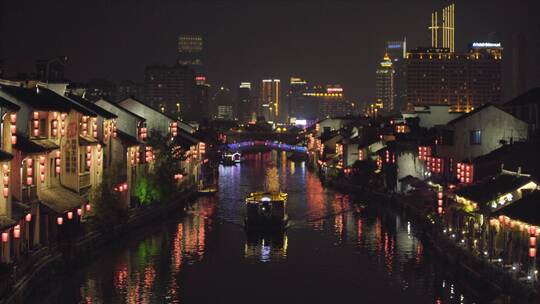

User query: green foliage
[134,174,161,205]
[142,130,185,202]
[89,165,127,228]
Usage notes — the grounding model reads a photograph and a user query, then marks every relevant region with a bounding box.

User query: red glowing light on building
[26,158,33,185]
[10,113,17,144]
[2,164,9,198]
[418,146,432,160]
[457,163,474,184]
[39,156,45,183]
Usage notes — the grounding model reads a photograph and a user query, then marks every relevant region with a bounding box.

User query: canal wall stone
[0,188,198,304]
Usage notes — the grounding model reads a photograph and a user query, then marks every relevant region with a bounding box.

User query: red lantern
[530,236,537,247]
[67,211,73,220]
[77,208,82,216]
[529,248,537,258]
[57,217,63,225]
[25,213,32,222]
[13,225,20,239]
[1,232,8,242]
[86,204,91,212]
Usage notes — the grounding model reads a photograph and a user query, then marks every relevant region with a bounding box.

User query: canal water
[30,152,488,304]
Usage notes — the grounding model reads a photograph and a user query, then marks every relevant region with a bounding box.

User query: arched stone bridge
[225,140,307,154]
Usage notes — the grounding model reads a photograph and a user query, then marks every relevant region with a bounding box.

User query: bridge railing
[226,141,307,153]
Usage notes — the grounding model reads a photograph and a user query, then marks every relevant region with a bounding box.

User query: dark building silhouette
[116,80,143,101]
[144,64,196,120]
[237,82,254,123]
[212,86,234,120]
[35,56,68,82]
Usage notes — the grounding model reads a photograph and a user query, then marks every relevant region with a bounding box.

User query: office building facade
[375,53,395,112]
[260,79,281,123]
[144,64,196,119]
[405,43,502,111]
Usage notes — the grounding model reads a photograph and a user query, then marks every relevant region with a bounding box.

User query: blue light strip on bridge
[226,141,307,153]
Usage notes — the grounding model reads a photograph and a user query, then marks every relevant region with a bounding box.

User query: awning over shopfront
[32,139,60,150]
[39,186,87,214]
[0,149,13,162]
[79,135,99,146]
[13,136,59,154]
[11,200,31,222]
[0,216,17,231]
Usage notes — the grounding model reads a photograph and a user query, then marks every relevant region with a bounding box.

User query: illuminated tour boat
[245,191,288,230]
[221,151,242,165]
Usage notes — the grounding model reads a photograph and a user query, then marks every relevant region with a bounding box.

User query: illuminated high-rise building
[375,53,395,112]
[260,79,281,123]
[405,43,502,111]
[288,77,315,122]
[386,40,407,111]
[237,82,255,123]
[178,34,203,67]
[429,3,455,52]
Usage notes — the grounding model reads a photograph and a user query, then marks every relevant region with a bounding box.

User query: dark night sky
[1,0,539,103]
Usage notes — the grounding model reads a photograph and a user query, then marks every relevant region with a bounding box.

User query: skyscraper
[429,3,455,52]
[144,64,196,119]
[375,53,395,112]
[386,40,407,111]
[177,34,203,68]
[260,79,281,123]
[405,43,502,111]
[288,77,314,122]
[212,86,234,120]
[237,82,254,123]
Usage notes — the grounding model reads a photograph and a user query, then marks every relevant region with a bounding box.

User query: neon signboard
[471,42,502,48]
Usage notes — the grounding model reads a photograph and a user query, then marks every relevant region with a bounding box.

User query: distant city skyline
[1,0,539,104]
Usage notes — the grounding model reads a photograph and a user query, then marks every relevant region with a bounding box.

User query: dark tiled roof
[13,136,58,154]
[0,149,13,162]
[11,201,30,222]
[0,96,20,110]
[495,191,540,225]
[176,130,200,149]
[0,216,17,231]
[504,87,540,107]
[96,99,145,121]
[66,94,117,119]
[116,130,142,146]
[447,103,524,126]
[473,141,540,181]
[0,85,96,116]
[40,186,87,213]
[118,97,181,122]
[455,174,534,204]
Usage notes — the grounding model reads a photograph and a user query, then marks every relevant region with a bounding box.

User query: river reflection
[29,151,492,304]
